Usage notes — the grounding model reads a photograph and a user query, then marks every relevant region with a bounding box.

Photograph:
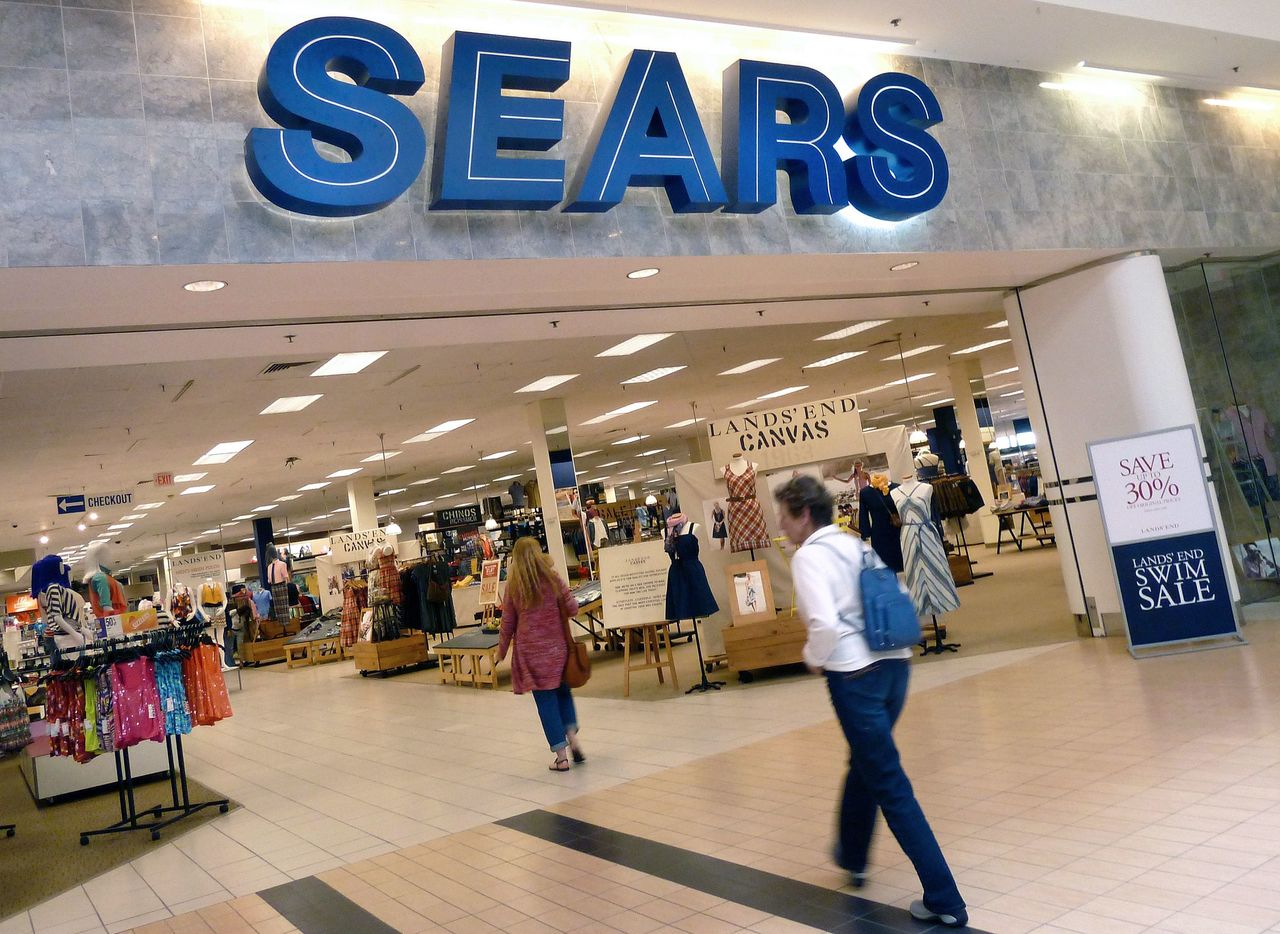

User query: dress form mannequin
[32,554,89,655]
[197,576,228,650]
[81,542,126,618]
[723,454,770,553]
[170,582,195,623]
[265,545,292,627]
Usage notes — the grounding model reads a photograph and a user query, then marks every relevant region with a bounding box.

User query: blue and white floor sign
[245,17,949,219]
[1087,425,1242,654]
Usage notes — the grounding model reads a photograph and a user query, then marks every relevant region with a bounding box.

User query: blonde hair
[506,537,557,611]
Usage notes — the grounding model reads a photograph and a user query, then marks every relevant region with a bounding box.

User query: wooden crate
[239,637,289,666]
[722,617,808,681]
[353,633,430,676]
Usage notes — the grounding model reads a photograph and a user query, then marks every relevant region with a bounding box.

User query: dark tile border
[258,875,399,934]
[499,810,986,933]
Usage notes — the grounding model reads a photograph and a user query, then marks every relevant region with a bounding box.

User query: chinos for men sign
[1087,425,1244,657]
[706,394,864,476]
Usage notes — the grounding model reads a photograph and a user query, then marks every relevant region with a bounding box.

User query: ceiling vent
[259,361,318,376]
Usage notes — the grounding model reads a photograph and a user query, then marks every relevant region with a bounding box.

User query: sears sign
[245,17,948,221]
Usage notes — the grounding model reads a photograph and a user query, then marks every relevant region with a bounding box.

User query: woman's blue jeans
[825,660,964,916]
[532,682,578,751]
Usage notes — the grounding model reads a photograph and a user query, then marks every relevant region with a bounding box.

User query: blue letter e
[843,72,948,221]
[245,17,426,217]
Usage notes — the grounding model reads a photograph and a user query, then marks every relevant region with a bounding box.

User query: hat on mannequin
[31,553,72,598]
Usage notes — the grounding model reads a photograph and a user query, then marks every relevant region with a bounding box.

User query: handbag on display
[426,578,449,603]
[814,539,921,652]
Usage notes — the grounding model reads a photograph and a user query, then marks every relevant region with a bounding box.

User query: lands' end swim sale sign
[1087,425,1243,656]
[245,17,948,220]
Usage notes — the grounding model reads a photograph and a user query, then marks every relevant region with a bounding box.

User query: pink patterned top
[499,576,578,694]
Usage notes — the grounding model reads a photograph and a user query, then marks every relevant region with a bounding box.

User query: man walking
[775,475,967,928]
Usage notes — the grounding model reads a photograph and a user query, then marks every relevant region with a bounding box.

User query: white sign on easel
[599,540,668,627]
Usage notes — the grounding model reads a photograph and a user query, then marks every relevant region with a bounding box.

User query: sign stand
[1087,425,1246,659]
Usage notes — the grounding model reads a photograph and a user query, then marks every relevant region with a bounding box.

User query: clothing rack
[28,622,230,845]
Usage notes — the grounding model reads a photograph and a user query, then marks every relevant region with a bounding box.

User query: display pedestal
[433,632,500,688]
[353,632,431,678]
[20,741,169,805]
[240,637,289,666]
[723,617,807,683]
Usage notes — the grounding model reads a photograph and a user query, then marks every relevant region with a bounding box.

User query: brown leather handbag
[561,602,591,688]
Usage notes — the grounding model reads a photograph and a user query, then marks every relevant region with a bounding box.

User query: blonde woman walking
[497,537,584,771]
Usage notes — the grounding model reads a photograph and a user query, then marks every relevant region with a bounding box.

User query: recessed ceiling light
[199,529,221,535]
[516,375,578,393]
[480,450,516,460]
[183,280,226,292]
[180,485,215,495]
[410,500,434,508]
[361,451,401,462]
[462,484,487,491]
[816,320,890,341]
[298,482,330,491]
[1000,390,1025,397]
[377,487,406,496]
[933,398,955,405]
[612,435,649,445]
[493,474,521,482]
[404,418,475,443]
[757,385,809,399]
[311,351,388,377]
[233,514,256,521]
[275,494,302,502]
[987,366,1019,377]
[193,440,253,465]
[622,366,685,384]
[442,465,473,474]
[618,468,641,474]
[38,535,49,544]
[985,321,1010,329]
[260,394,324,415]
[596,334,673,357]
[595,460,623,468]
[77,523,87,531]
[575,449,601,457]
[718,359,781,375]
[581,400,658,425]
[136,502,163,510]
[410,477,439,486]
[665,418,705,429]
[121,514,147,521]
[173,472,207,483]
[327,468,362,478]
[627,267,660,279]
[728,399,761,410]
[881,345,942,361]
[545,425,568,435]
[954,339,1012,355]
[806,352,864,368]
[252,504,277,512]
[889,261,919,272]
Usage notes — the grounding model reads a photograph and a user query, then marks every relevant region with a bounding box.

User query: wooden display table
[239,636,289,667]
[608,620,679,697]
[353,632,431,678]
[722,617,807,682]
[433,632,501,689]
[284,637,342,669]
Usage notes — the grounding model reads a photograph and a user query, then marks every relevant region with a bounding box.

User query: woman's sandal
[549,757,571,772]
[570,746,586,764]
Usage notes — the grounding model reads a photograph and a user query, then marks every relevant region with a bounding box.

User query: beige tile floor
[5,611,1280,933]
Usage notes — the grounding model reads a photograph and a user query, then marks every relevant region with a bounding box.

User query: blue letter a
[567,50,726,213]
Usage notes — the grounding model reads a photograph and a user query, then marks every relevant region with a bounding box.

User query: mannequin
[723,453,771,553]
[197,576,228,659]
[913,450,942,480]
[664,517,719,622]
[170,582,195,623]
[32,554,90,656]
[858,474,904,573]
[82,542,126,618]
[265,545,291,627]
[891,474,960,618]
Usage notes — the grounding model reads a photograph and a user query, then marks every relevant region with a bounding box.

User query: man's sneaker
[849,871,868,889]
[909,900,968,928]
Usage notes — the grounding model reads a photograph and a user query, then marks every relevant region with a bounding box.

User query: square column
[347,477,378,533]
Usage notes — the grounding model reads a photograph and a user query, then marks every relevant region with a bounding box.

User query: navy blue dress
[858,485,905,573]
[665,529,720,621]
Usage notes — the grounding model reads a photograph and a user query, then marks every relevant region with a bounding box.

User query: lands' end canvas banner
[707,394,864,476]
[1087,425,1242,656]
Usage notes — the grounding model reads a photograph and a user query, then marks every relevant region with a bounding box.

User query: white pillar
[527,401,571,585]
[1005,253,1237,631]
[347,477,377,533]
[949,359,998,543]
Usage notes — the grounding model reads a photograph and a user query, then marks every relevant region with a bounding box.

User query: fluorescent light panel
[581,400,658,425]
[806,352,864,368]
[327,468,362,478]
[665,418,704,429]
[612,435,649,445]
[516,375,578,393]
[260,394,323,415]
[136,502,163,509]
[442,465,473,474]
[252,505,277,511]
[275,494,302,502]
[480,450,515,460]
[410,477,439,485]
[173,472,207,483]
[757,385,808,399]
[596,334,673,357]
[311,351,387,376]
[954,339,1012,355]
[881,345,942,361]
[361,451,400,462]
[719,359,780,375]
[622,366,685,384]
[815,320,890,341]
[298,482,330,491]
[193,440,252,465]
[986,321,1010,329]
[180,485,215,495]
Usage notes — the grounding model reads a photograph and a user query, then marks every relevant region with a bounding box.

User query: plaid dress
[724,463,771,552]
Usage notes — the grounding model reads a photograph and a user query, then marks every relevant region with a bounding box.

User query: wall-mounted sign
[247,18,948,221]
[707,393,865,476]
[328,528,397,563]
[5,594,38,615]
[155,472,174,487]
[1087,425,1244,657]
[435,504,483,528]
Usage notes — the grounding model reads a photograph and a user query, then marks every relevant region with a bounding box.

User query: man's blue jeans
[532,682,577,751]
[825,660,964,916]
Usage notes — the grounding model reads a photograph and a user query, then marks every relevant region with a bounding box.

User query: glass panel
[1167,256,1280,605]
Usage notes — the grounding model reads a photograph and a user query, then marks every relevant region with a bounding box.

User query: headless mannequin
[32,554,89,654]
[728,453,757,477]
[82,542,126,618]
[170,582,195,623]
[197,576,228,648]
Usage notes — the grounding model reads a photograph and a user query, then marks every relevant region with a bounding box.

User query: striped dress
[891,482,960,617]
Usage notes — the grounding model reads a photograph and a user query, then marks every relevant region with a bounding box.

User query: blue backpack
[815,539,921,652]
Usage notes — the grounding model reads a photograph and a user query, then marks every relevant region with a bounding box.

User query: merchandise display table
[722,616,808,683]
[994,504,1055,553]
[608,620,679,697]
[284,619,343,669]
[353,632,432,678]
[20,734,169,805]
[433,632,501,689]
[239,636,290,667]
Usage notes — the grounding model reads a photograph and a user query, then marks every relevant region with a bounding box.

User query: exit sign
[155,472,174,487]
